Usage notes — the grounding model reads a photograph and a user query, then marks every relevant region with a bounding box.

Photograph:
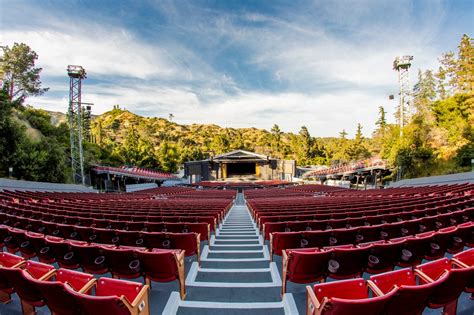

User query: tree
[339,129,348,139]
[0,43,48,101]
[355,123,363,143]
[375,106,387,131]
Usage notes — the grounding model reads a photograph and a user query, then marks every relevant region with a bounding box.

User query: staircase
[163,192,298,314]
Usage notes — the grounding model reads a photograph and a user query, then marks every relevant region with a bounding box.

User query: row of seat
[281,223,473,293]
[2,205,218,231]
[0,225,201,262]
[1,213,211,240]
[263,205,473,240]
[251,194,471,220]
[271,211,473,256]
[0,252,152,315]
[306,249,474,315]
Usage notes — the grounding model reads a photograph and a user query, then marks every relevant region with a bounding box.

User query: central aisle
[163,192,298,314]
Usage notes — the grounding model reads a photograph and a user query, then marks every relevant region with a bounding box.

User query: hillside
[88,108,367,171]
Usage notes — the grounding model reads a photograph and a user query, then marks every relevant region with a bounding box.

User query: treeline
[0,35,472,183]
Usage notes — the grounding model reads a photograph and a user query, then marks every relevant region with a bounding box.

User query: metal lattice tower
[393,55,413,136]
[67,65,87,185]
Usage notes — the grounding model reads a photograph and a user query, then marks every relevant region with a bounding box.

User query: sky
[1,0,473,137]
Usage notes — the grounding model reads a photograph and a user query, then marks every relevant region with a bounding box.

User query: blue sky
[1,0,473,137]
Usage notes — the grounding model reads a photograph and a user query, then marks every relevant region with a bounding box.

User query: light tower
[393,55,413,136]
[67,65,87,185]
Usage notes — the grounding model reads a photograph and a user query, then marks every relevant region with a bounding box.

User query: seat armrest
[306,285,320,315]
[367,280,385,297]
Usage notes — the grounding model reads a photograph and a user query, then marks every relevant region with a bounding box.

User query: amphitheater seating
[1,183,473,314]
[281,223,473,293]
[306,254,474,315]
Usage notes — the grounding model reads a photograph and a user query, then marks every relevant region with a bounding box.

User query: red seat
[136,248,186,299]
[45,237,81,269]
[1,260,55,314]
[30,269,95,315]
[70,243,110,274]
[0,252,25,303]
[369,268,445,315]
[282,248,331,294]
[68,277,150,315]
[104,247,142,279]
[453,249,474,294]
[395,234,432,267]
[415,257,474,315]
[117,230,147,247]
[361,240,401,274]
[326,245,370,279]
[306,278,396,315]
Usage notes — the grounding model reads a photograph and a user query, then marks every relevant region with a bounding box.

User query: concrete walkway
[163,192,298,314]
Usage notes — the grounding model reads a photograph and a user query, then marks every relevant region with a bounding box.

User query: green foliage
[0,43,49,101]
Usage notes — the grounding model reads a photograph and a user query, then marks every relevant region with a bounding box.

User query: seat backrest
[70,290,130,315]
[370,268,415,293]
[96,277,142,303]
[136,249,179,282]
[2,267,44,305]
[287,249,330,283]
[315,279,396,315]
[32,280,82,315]
[0,252,24,267]
[415,258,451,280]
[454,249,474,266]
[56,268,94,291]
[24,260,55,280]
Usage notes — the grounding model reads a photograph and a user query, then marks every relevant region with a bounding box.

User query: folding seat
[379,221,405,240]
[270,232,301,257]
[0,252,25,303]
[368,268,445,315]
[325,245,371,280]
[345,217,366,229]
[306,220,328,231]
[67,277,150,315]
[433,226,465,255]
[43,221,63,237]
[9,229,36,258]
[328,228,359,246]
[364,215,384,226]
[146,222,168,232]
[75,225,99,243]
[355,225,382,244]
[1,260,55,314]
[76,217,94,227]
[117,230,147,247]
[456,221,474,247]
[44,237,81,269]
[306,278,396,315]
[92,218,109,229]
[415,257,474,315]
[325,218,346,230]
[453,248,474,267]
[359,240,401,274]
[95,227,120,245]
[136,248,186,299]
[125,221,146,232]
[57,223,80,240]
[0,225,10,249]
[395,233,434,267]
[27,232,55,263]
[282,248,331,294]
[108,220,127,231]
[166,232,200,257]
[31,269,95,315]
[69,243,110,275]
[103,247,142,279]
